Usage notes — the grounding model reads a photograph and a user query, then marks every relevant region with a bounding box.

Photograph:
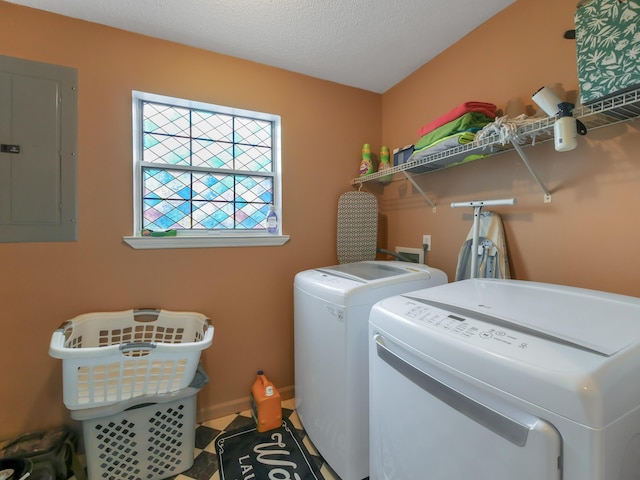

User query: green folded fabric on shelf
[413,131,477,158]
[414,112,494,151]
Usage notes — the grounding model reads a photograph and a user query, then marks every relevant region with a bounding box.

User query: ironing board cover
[337,191,378,264]
[455,211,511,280]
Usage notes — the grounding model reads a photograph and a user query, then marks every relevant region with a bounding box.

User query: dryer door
[369,332,562,480]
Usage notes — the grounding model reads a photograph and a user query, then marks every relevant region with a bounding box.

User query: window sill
[123,234,290,250]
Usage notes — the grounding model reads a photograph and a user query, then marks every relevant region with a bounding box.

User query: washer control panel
[402,301,532,351]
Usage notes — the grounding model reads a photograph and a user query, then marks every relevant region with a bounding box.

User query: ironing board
[337,191,378,264]
[452,198,515,280]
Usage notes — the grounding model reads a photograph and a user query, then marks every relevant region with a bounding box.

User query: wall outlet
[422,235,432,251]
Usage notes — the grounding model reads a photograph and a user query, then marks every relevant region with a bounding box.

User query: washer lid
[407,279,640,356]
[317,261,425,283]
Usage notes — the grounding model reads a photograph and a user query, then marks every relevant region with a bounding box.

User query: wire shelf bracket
[402,171,436,211]
[511,142,552,203]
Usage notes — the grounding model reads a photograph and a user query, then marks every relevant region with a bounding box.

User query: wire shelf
[353,87,640,186]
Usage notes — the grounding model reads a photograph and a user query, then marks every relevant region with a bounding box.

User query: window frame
[124,90,289,249]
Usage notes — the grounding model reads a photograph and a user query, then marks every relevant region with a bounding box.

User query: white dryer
[294,261,447,480]
[369,278,640,480]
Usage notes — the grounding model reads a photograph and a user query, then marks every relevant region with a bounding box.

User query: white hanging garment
[455,211,510,280]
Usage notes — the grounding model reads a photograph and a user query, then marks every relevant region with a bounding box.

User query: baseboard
[197,384,295,423]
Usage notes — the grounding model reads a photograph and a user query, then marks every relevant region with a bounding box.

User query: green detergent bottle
[359,143,374,176]
[378,145,392,184]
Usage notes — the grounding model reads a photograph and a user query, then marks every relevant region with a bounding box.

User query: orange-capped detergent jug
[250,370,282,432]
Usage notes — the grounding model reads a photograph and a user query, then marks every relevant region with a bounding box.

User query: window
[124,91,288,249]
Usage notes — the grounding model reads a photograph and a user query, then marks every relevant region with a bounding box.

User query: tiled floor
[168,398,341,480]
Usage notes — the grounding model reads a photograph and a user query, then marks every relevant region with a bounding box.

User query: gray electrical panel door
[0,55,78,242]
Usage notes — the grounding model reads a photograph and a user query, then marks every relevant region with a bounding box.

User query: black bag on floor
[0,427,81,480]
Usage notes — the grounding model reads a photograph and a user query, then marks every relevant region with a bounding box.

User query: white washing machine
[369,278,640,480]
[294,260,447,480]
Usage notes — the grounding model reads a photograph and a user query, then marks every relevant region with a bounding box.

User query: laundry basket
[70,386,201,480]
[49,309,213,410]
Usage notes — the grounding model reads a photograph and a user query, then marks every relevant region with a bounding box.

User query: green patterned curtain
[575,0,640,104]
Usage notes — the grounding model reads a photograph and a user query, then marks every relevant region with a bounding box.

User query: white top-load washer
[294,260,447,480]
[368,278,640,480]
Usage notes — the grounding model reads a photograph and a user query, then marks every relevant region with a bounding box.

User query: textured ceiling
[7,0,516,93]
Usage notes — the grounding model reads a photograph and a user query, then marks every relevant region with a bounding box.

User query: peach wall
[0,2,381,437]
[379,0,640,297]
[2,0,640,441]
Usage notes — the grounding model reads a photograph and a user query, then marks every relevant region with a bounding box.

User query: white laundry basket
[70,386,201,480]
[49,309,213,410]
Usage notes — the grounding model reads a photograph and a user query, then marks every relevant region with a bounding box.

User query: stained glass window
[132,92,281,235]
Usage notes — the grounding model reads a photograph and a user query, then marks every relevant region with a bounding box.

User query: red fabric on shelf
[418,101,497,137]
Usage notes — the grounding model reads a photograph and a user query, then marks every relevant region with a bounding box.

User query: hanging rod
[450,198,517,209]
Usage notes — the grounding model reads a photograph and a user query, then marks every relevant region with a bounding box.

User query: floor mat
[215,417,324,480]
